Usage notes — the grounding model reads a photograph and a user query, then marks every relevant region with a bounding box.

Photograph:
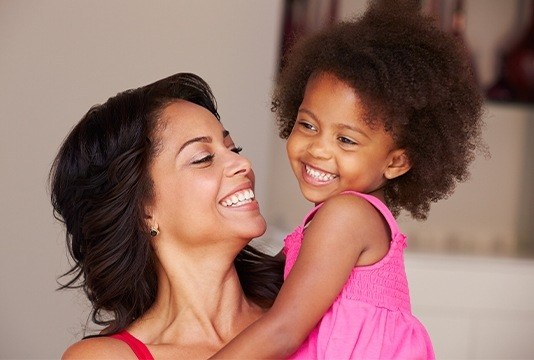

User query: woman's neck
[129,245,262,347]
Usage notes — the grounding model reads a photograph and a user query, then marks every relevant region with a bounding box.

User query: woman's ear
[385,149,411,180]
[144,205,157,229]
[145,212,160,238]
[144,204,154,221]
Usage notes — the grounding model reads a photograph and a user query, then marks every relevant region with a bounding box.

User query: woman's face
[148,100,266,249]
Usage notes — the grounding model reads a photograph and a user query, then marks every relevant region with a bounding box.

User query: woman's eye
[299,121,316,131]
[231,146,243,154]
[338,136,357,145]
[191,154,215,164]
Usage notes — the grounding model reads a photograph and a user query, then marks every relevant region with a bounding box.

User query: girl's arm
[210,194,389,359]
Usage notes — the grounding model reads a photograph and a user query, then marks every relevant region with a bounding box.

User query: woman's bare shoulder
[62,336,135,360]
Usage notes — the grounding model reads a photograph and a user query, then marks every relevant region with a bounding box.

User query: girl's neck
[367,186,387,203]
[317,187,387,206]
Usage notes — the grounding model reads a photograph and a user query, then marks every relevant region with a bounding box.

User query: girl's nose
[306,138,331,160]
[225,150,252,177]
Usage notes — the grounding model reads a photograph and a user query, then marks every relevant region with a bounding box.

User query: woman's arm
[210,194,388,359]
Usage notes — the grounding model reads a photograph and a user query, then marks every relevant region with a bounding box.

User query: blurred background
[0,0,532,358]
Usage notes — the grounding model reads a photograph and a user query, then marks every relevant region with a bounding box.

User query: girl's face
[286,72,408,204]
[148,100,266,249]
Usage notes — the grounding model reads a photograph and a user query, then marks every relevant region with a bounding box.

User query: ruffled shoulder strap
[340,191,401,238]
[300,202,325,227]
[301,191,401,239]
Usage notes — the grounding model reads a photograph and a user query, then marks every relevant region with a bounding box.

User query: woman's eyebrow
[177,130,229,155]
[178,136,212,154]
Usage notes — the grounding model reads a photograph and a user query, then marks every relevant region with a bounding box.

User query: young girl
[212,1,483,359]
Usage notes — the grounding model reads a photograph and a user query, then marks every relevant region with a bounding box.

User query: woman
[50,73,283,359]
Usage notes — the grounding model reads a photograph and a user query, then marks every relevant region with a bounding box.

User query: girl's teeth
[306,165,336,182]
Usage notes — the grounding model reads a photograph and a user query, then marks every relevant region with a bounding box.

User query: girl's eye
[298,121,316,131]
[231,146,243,154]
[191,153,214,165]
[338,136,357,145]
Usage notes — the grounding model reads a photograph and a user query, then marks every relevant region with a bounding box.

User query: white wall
[398,103,533,256]
[0,1,283,358]
[407,253,534,359]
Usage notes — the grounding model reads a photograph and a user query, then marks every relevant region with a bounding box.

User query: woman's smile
[219,183,259,209]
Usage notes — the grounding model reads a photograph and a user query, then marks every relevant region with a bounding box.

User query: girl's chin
[305,197,327,206]
[300,188,329,204]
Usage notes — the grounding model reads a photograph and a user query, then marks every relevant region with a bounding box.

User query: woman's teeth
[306,165,337,182]
[221,189,255,207]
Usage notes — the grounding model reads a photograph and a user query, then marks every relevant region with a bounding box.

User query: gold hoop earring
[150,227,159,237]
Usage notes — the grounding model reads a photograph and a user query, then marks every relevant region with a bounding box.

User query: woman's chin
[241,218,267,243]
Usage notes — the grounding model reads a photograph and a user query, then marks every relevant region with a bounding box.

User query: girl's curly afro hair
[272,0,485,220]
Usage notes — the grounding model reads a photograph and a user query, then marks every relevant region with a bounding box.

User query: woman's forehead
[160,101,223,138]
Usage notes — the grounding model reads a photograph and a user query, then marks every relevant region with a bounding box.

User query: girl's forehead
[305,73,361,101]
[302,74,363,113]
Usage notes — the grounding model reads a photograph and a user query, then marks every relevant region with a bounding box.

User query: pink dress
[284,191,435,359]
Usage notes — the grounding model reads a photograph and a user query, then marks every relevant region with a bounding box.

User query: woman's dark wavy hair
[50,73,283,334]
[273,0,485,220]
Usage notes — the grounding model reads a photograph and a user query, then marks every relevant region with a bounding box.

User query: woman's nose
[225,150,252,177]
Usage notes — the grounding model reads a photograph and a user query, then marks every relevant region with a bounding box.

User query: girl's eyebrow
[334,123,370,139]
[298,108,318,121]
[299,107,370,140]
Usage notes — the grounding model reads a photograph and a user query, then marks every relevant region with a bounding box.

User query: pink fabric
[284,191,435,359]
[110,330,154,360]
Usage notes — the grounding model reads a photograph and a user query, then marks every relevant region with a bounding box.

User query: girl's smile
[301,163,338,185]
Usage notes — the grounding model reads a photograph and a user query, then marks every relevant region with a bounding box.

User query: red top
[110,331,154,360]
